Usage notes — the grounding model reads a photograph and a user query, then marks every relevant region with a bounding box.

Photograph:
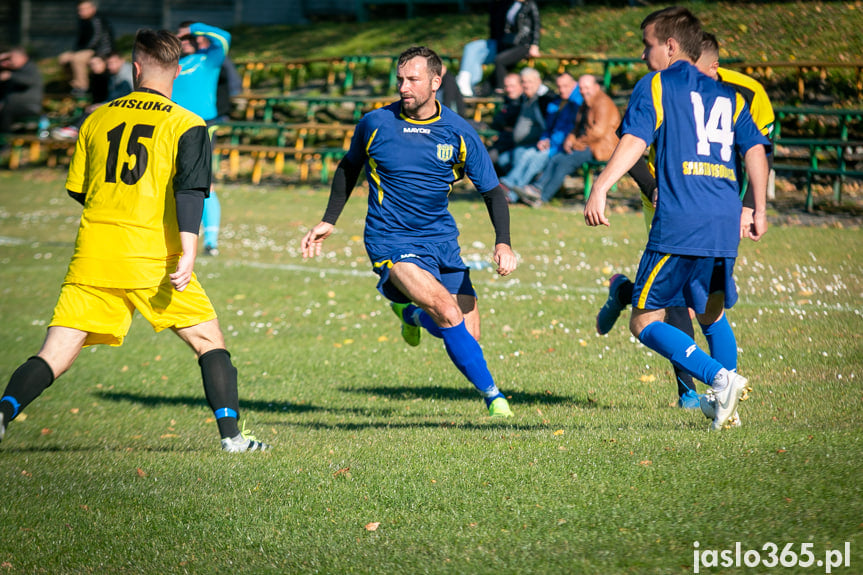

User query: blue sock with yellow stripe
[639,321,723,386]
[700,314,737,372]
[440,320,503,406]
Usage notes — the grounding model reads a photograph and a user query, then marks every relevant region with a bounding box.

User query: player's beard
[400,91,433,119]
[402,96,431,116]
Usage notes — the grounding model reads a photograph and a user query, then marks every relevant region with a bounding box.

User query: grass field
[0,169,861,574]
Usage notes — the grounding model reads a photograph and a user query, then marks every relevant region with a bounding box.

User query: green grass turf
[0,169,861,573]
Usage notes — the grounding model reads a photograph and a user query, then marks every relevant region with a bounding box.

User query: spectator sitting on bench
[492,67,552,176]
[486,72,523,171]
[455,0,510,97]
[515,74,620,207]
[58,1,114,97]
[500,71,580,203]
[437,64,467,118]
[0,46,43,135]
[53,52,132,140]
[492,0,541,94]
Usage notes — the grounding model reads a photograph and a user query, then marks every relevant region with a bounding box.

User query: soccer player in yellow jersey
[0,29,269,452]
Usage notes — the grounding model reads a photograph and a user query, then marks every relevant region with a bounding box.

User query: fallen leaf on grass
[333,467,350,477]
[41,428,51,436]
[553,430,565,436]
[364,522,380,531]
[639,375,656,383]
[639,460,652,466]
[136,468,147,478]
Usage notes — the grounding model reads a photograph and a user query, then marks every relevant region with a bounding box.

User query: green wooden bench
[773,106,863,141]
[773,137,863,211]
[213,143,346,184]
[726,61,863,100]
[214,121,355,150]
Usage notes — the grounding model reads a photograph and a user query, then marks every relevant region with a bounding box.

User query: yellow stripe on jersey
[732,92,745,125]
[641,192,655,235]
[651,73,664,132]
[373,259,393,269]
[366,128,383,204]
[637,253,671,309]
[450,135,467,187]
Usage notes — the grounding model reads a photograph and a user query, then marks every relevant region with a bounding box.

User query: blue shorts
[365,238,476,304]
[632,249,737,314]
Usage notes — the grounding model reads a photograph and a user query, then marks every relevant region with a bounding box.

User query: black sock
[198,349,241,439]
[665,306,697,396]
[1,356,55,422]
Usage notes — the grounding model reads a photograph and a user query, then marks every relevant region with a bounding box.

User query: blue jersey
[622,61,768,257]
[345,101,499,244]
[173,23,231,121]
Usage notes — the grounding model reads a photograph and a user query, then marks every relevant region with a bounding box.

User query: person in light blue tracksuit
[174,21,231,256]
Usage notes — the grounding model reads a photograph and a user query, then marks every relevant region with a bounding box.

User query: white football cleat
[699,393,741,428]
[707,371,750,431]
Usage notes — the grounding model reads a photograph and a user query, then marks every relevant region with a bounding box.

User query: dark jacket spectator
[216,56,243,121]
[493,0,541,91]
[0,47,44,134]
[59,1,114,94]
[437,66,467,118]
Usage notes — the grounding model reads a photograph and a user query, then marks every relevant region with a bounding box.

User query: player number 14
[690,93,733,162]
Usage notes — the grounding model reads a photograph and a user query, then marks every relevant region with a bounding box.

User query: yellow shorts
[49,275,217,347]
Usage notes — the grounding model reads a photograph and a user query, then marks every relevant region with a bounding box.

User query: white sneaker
[221,432,271,452]
[699,393,741,428]
[455,71,474,97]
[709,371,749,431]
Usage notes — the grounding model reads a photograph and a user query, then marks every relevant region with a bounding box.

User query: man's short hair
[133,29,182,69]
[397,46,442,79]
[520,67,541,81]
[641,6,703,62]
[700,31,720,60]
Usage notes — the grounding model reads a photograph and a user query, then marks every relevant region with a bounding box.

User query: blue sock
[417,310,444,339]
[440,320,502,406]
[639,321,723,386]
[202,191,221,248]
[700,314,737,372]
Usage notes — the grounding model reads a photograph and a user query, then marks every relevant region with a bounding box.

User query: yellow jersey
[65,88,211,288]
[717,67,775,137]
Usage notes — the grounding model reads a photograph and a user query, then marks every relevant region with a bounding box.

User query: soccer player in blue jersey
[583,7,770,431]
[595,30,776,418]
[301,46,518,418]
[175,21,231,256]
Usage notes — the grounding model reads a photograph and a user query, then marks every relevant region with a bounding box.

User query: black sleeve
[174,125,212,197]
[628,156,657,203]
[741,152,772,210]
[173,125,211,233]
[176,189,206,233]
[322,157,363,225]
[67,190,86,206]
[480,184,511,246]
